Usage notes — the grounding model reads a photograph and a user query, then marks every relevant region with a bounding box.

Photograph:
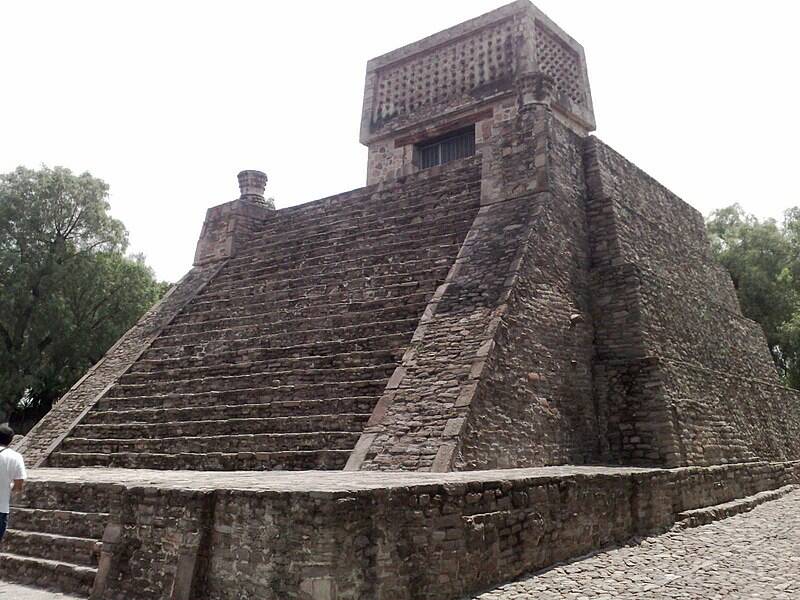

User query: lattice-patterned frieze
[374,19,516,121]
[534,20,584,106]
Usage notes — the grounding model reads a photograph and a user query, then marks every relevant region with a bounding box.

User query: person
[0,424,26,542]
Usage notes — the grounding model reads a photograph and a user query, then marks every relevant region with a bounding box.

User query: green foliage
[707,204,800,388]
[0,166,168,421]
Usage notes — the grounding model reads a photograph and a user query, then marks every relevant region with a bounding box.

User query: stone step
[126,349,398,380]
[2,529,100,568]
[182,276,444,318]
[47,449,352,471]
[232,206,472,258]
[149,316,418,351]
[12,482,120,513]
[138,332,410,366]
[674,484,798,530]
[231,212,475,274]
[73,413,370,439]
[59,431,362,454]
[109,364,396,397]
[170,290,433,328]
[248,173,478,234]
[224,216,472,277]
[242,181,479,254]
[0,552,96,597]
[161,302,427,339]
[203,244,460,294]
[9,508,108,540]
[84,397,378,425]
[96,380,386,410]
[196,262,448,305]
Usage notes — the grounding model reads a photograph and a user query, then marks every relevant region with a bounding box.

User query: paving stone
[0,582,82,600]
[471,489,800,599]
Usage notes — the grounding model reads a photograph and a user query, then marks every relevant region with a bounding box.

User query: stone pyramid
[4,2,800,597]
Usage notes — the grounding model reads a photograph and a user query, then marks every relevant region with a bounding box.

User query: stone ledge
[674,484,798,530]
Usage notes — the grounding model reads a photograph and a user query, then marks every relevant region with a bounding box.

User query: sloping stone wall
[455,110,599,469]
[585,137,800,467]
[662,362,800,465]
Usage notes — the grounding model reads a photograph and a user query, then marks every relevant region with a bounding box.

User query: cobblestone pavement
[472,489,800,600]
[0,582,80,599]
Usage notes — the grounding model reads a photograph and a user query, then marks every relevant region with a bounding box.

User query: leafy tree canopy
[0,166,168,422]
[707,204,800,388]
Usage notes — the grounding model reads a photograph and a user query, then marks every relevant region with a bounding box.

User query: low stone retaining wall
[23,461,800,600]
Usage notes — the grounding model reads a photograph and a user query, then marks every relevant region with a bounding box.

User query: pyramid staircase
[45,167,482,471]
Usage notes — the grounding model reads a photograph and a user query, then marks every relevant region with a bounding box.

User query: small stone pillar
[193,170,275,266]
[237,170,268,203]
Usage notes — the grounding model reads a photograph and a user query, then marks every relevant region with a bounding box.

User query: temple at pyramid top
[360,0,594,183]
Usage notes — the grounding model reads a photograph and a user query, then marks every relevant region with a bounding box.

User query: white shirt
[0,446,26,513]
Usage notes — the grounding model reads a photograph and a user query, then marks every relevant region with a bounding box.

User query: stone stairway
[45,165,482,470]
[0,481,115,597]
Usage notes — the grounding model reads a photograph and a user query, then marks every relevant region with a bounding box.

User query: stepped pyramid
[5,1,800,597]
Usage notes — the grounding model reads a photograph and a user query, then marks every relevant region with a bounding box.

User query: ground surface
[28,465,653,491]
[1,488,798,599]
[471,489,800,599]
[0,582,80,599]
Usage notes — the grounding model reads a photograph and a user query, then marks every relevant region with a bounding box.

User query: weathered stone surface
[585,138,800,467]
[0,582,83,599]
[472,485,800,599]
[1,462,797,600]
[6,1,800,597]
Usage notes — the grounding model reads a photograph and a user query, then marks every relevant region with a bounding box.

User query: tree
[0,166,167,422]
[707,204,800,387]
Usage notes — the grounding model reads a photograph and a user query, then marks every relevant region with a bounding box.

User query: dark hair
[0,424,14,446]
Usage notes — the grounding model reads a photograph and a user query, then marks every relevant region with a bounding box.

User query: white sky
[2,1,798,282]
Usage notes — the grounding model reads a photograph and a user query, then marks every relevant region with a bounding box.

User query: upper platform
[359,0,595,146]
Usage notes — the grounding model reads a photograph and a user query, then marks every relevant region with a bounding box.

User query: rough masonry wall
[662,365,800,465]
[13,265,222,467]
[351,99,546,471]
[585,138,800,466]
[456,111,598,469]
[23,461,800,600]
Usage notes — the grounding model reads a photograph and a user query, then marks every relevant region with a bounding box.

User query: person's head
[0,424,14,446]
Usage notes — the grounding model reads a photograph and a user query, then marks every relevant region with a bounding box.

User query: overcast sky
[2,1,798,282]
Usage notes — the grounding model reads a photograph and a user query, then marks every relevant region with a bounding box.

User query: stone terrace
[4,485,800,600]
[0,462,796,599]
